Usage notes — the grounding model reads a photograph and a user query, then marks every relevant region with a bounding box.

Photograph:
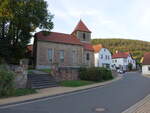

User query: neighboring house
[142,52,150,75]
[93,44,112,68]
[112,51,136,71]
[33,20,94,69]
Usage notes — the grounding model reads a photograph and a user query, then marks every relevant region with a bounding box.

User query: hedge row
[79,67,113,82]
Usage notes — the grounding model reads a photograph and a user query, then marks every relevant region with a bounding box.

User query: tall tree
[0,0,53,64]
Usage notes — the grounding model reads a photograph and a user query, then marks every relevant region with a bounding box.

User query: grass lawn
[13,88,37,96]
[0,88,37,98]
[38,68,51,73]
[60,80,95,87]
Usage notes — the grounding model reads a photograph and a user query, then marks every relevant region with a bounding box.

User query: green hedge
[0,65,15,97]
[79,67,113,82]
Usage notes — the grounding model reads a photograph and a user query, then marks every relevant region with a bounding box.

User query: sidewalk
[0,77,121,106]
[122,95,150,113]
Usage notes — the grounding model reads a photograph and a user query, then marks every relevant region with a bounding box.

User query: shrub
[79,67,113,82]
[0,65,15,97]
[128,63,133,71]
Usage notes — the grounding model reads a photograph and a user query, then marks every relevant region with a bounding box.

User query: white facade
[112,54,136,71]
[142,65,150,75]
[94,48,112,68]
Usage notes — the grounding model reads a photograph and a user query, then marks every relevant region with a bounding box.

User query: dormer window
[83,33,86,40]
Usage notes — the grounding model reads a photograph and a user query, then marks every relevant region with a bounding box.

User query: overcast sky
[46,0,150,41]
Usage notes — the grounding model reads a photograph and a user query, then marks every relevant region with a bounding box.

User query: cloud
[46,0,150,41]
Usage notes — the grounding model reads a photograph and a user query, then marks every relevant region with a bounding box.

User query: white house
[93,44,112,68]
[112,51,136,71]
[142,52,150,75]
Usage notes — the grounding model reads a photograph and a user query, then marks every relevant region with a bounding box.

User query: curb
[122,95,150,113]
[0,76,122,107]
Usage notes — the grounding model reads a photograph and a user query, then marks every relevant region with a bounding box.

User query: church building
[33,20,94,69]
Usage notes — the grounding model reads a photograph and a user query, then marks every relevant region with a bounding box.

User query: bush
[128,63,133,71]
[0,65,15,97]
[79,67,113,82]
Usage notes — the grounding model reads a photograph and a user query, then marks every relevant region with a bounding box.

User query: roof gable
[93,44,103,53]
[72,20,91,34]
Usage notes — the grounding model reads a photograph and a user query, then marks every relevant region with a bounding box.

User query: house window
[83,33,86,40]
[101,55,103,59]
[86,53,90,60]
[105,55,107,59]
[48,49,53,62]
[59,50,64,62]
[115,60,117,63]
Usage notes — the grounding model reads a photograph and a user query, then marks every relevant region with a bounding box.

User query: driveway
[0,72,150,113]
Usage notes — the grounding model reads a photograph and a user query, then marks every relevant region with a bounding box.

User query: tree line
[92,38,150,62]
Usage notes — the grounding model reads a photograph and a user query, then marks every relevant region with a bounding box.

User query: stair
[27,74,58,89]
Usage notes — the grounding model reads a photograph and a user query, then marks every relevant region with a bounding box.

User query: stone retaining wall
[51,64,79,81]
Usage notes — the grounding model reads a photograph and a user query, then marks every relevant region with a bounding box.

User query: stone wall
[51,64,79,81]
[36,41,83,69]
[83,50,94,67]
[9,59,28,88]
[76,31,91,43]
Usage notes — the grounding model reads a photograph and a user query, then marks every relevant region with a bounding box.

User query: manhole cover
[94,107,105,112]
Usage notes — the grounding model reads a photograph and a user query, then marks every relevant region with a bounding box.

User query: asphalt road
[0,72,150,113]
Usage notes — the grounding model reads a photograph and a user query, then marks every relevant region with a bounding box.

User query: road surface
[0,72,150,113]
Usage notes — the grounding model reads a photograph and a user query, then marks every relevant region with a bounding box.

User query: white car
[117,69,124,74]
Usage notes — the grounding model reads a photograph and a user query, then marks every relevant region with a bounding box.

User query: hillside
[92,38,150,62]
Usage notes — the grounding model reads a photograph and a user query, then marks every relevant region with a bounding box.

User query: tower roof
[72,20,91,34]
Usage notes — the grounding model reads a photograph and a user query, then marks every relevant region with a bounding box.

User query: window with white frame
[48,49,53,62]
[59,50,64,62]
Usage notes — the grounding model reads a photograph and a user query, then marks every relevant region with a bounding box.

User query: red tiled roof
[142,52,150,65]
[112,52,129,59]
[93,44,103,53]
[35,31,94,51]
[72,20,91,34]
[35,31,82,45]
[27,45,33,51]
[81,42,94,51]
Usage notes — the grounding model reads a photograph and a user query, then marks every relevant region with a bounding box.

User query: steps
[27,74,58,89]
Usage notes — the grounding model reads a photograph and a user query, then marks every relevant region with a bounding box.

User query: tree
[0,0,54,64]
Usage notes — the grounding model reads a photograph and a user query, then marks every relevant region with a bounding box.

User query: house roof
[112,52,129,59]
[27,45,33,52]
[35,31,82,46]
[35,31,94,51]
[72,20,91,34]
[81,42,94,51]
[93,44,103,53]
[142,52,150,65]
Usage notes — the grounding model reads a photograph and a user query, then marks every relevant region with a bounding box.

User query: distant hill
[92,38,150,62]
